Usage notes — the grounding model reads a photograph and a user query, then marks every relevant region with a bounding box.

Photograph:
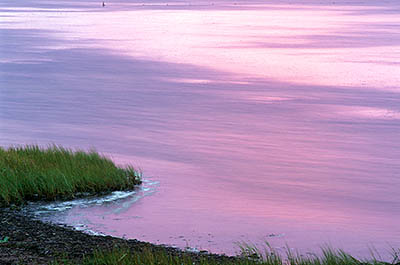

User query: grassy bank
[55,244,400,265]
[0,145,141,206]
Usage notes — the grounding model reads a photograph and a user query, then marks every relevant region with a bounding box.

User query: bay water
[1,0,400,258]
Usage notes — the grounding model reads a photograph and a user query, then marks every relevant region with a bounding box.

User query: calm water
[1,0,400,258]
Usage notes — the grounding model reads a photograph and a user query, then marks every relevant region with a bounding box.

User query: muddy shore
[0,207,237,264]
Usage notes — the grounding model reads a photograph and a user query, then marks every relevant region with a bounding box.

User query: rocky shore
[0,207,237,264]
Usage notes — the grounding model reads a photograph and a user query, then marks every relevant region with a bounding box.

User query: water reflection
[1,0,400,258]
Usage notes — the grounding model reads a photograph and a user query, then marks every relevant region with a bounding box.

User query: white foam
[27,179,159,220]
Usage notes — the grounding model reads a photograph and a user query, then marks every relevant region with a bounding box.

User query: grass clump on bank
[0,145,141,206]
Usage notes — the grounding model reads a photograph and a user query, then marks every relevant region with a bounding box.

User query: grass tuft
[0,144,141,206]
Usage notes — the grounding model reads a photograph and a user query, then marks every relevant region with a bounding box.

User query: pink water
[1,0,400,258]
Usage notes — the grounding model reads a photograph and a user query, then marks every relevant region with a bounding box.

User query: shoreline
[2,208,400,265]
[0,207,237,264]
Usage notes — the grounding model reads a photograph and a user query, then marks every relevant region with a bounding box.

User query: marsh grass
[236,242,400,265]
[55,246,256,265]
[0,145,141,205]
[53,244,400,265]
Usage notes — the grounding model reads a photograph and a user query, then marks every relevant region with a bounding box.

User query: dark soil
[0,207,237,264]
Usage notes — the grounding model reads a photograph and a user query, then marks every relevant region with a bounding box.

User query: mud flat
[0,207,238,264]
